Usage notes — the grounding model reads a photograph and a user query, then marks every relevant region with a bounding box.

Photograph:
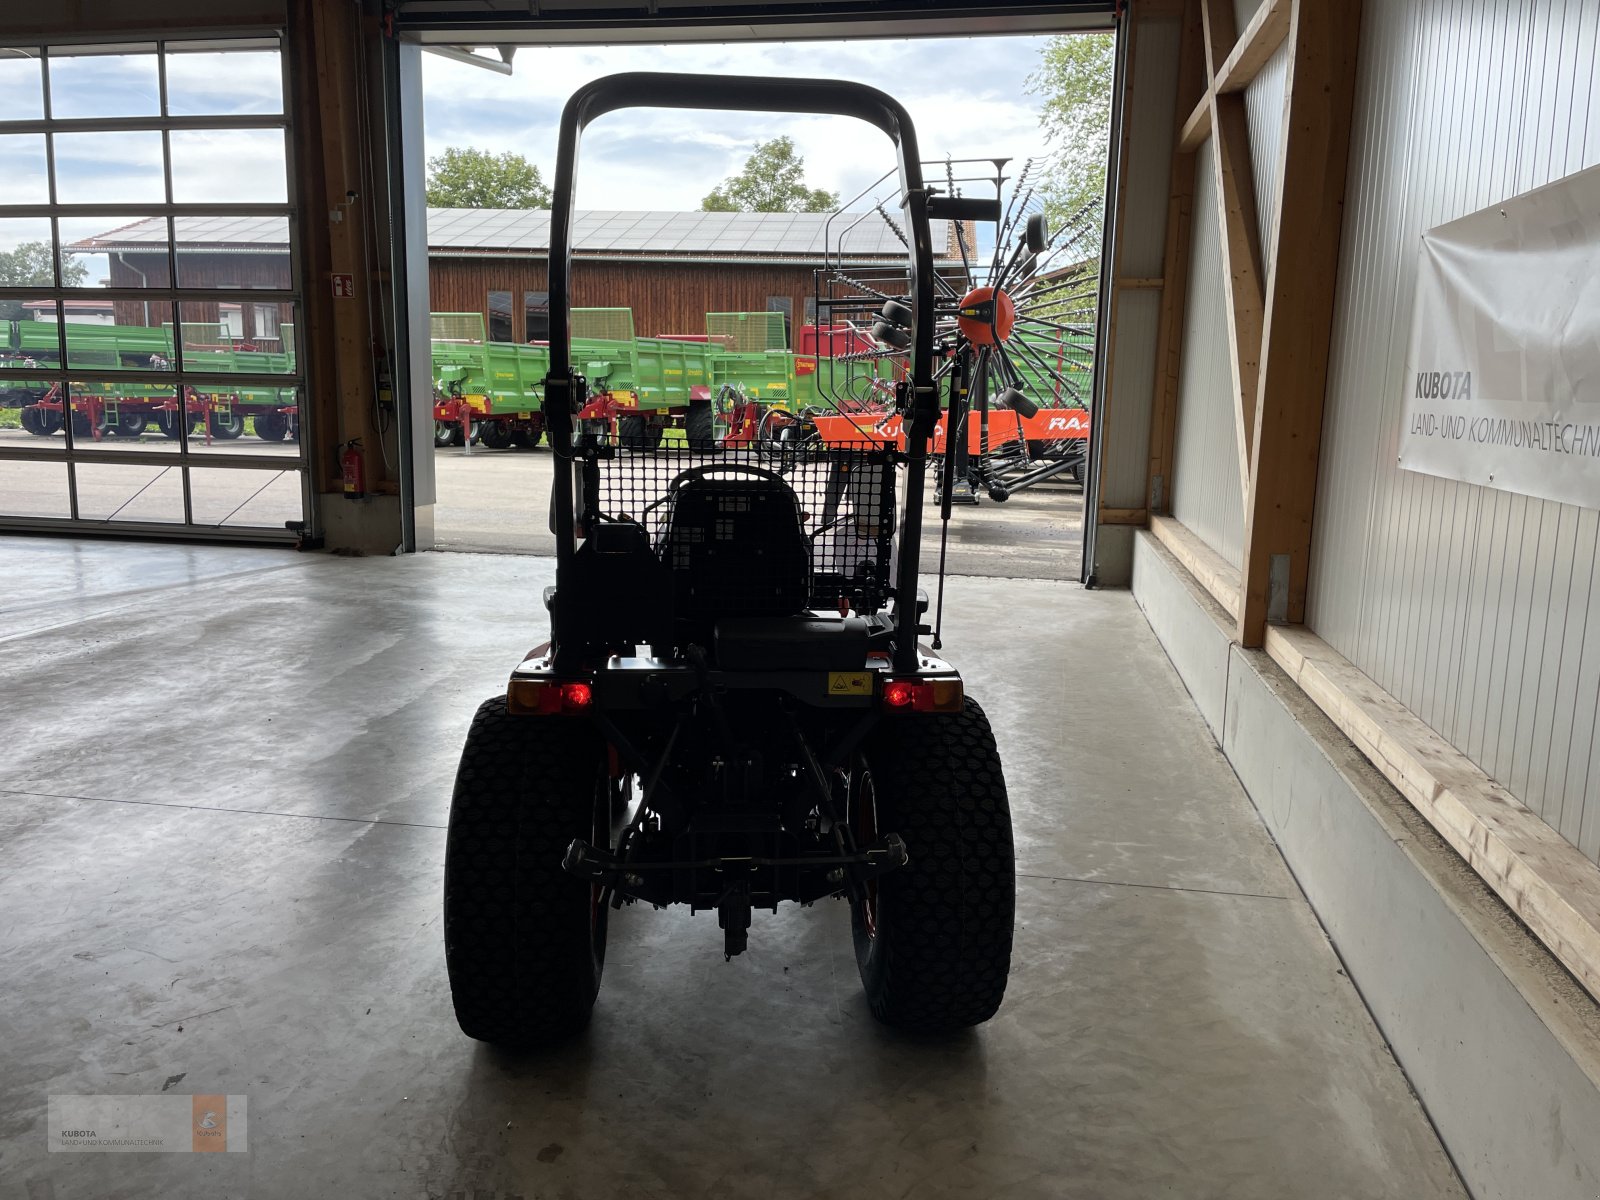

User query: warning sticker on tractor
[827,672,873,696]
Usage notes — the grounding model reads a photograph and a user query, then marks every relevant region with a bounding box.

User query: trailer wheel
[254,411,290,441]
[444,695,611,1048]
[618,415,663,451]
[116,414,147,438]
[685,401,716,452]
[479,421,515,451]
[156,412,186,440]
[433,420,458,448]
[20,406,58,436]
[851,697,1015,1032]
[208,411,245,440]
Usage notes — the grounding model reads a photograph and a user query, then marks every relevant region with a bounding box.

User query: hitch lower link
[562,834,910,958]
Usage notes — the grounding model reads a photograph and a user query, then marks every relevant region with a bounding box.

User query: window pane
[2,299,61,369]
[188,465,301,527]
[73,460,185,523]
[181,384,292,454]
[169,129,286,203]
[488,291,512,342]
[0,457,70,519]
[62,380,176,451]
[64,300,175,373]
[0,134,49,204]
[178,301,297,374]
[58,215,171,289]
[175,215,290,290]
[53,130,165,205]
[0,218,56,287]
[164,44,283,116]
[46,48,160,119]
[0,378,64,449]
[0,49,44,120]
[525,291,549,341]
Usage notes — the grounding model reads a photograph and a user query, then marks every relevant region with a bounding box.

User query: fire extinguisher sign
[331,273,354,298]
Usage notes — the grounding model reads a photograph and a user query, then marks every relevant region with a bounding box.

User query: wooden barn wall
[106,251,293,345]
[101,249,949,346]
[427,258,822,341]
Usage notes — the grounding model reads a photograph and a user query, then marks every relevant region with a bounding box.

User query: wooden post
[288,0,384,493]
[1200,0,1266,498]
[1237,0,1362,646]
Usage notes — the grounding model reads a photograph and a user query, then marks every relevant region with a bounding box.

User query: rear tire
[209,411,245,440]
[685,401,716,452]
[444,696,610,1048]
[434,419,459,448]
[851,697,1015,1032]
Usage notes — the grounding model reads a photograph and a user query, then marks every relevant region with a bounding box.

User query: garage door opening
[411,32,1113,582]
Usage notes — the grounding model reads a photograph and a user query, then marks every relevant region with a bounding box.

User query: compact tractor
[443,73,1017,1047]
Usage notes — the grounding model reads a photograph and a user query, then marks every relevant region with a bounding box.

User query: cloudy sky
[0,37,1062,277]
[422,37,1059,212]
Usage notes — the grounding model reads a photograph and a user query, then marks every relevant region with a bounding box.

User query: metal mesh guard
[584,438,898,615]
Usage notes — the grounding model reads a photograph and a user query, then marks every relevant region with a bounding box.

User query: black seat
[658,467,811,624]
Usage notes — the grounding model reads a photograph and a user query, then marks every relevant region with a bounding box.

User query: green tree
[701,137,838,213]
[425,147,551,208]
[0,241,87,287]
[1027,33,1115,226]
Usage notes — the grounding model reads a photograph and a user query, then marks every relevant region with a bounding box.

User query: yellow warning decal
[827,671,873,696]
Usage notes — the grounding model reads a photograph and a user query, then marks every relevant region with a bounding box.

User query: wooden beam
[1117,277,1166,289]
[1265,624,1600,1007]
[1238,0,1361,645]
[1216,0,1293,93]
[1178,95,1212,151]
[1099,506,1150,525]
[1147,0,1205,515]
[1150,514,1241,619]
[1201,0,1266,498]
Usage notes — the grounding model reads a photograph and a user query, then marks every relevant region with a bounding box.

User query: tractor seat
[658,468,812,621]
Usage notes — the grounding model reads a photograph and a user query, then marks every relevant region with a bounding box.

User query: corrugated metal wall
[1244,38,1288,274]
[1308,0,1600,860]
[1171,145,1245,566]
[1099,10,1180,512]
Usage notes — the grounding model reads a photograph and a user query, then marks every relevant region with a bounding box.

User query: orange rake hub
[956,285,1016,345]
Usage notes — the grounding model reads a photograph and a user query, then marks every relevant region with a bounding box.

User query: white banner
[1398,163,1600,509]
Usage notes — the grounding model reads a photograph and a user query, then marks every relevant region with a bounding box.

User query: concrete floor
[0,536,1465,1199]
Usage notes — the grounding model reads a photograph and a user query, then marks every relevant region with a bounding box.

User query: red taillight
[507,679,595,715]
[880,678,964,713]
[883,681,915,708]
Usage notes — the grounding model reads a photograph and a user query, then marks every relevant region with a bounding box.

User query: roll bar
[543,73,938,671]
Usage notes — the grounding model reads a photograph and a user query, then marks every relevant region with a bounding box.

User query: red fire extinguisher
[340,439,365,500]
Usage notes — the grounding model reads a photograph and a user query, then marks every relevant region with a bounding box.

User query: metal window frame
[0,34,309,543]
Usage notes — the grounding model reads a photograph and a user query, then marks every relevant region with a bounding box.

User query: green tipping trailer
[5,317,300,441]
[430,309,723,448]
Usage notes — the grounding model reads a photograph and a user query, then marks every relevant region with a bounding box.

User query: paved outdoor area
[0,536,1464,1199]
[431,440,1086,580]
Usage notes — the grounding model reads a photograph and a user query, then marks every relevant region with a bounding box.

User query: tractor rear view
[442,73,1015,1048]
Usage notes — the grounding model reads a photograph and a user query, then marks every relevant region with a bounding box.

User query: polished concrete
[0,536,1463,1198]
[1134,530,1600,1200]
